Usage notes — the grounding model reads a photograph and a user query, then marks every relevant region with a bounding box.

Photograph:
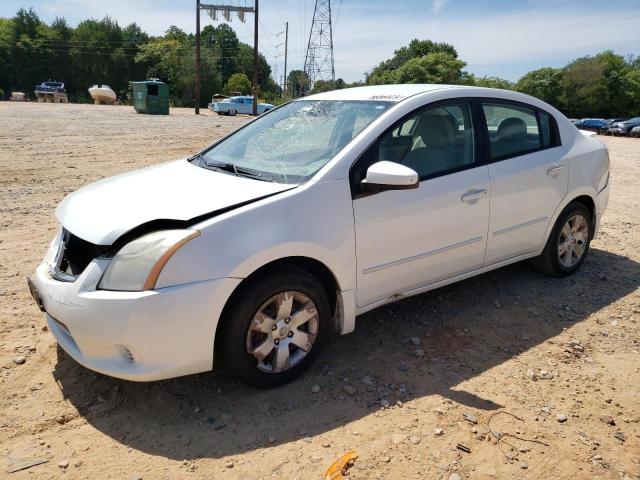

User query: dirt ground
[0,102,638,480]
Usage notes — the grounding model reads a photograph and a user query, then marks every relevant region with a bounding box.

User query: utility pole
[196,1,258,114]
[195,0,201,114]
[252,0,259,115]
[283,21,288,97]
[304,0,335,93]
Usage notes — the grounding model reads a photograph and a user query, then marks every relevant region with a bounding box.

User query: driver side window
[351,102,476,193]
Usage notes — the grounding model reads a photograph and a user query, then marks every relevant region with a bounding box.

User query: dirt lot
[0,102,638,480]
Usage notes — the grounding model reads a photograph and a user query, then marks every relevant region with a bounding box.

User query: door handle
[546,165,564,176]
[461,188,487,204]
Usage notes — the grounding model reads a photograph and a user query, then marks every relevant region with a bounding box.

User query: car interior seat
[401,113,460,177]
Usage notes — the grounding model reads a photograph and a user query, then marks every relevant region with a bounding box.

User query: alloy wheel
[557,214,589,267]
[246,291,319,373]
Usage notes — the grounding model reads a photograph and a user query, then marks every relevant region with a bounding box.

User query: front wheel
[219,267,330,388]
[530,201,592,277]
[228,109,237,116]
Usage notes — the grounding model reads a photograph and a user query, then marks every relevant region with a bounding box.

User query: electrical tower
[304,0,335,92]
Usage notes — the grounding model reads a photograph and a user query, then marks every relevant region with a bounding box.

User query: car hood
[56,159,293,245]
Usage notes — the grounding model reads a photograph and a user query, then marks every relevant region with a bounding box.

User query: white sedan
[29,84,610,388]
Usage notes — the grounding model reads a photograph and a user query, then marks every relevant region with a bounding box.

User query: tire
[530,201,593,277]
[228,109,237,116]
[219,266,330,388]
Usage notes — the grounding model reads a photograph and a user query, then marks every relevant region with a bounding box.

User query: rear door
[481,101,567,264]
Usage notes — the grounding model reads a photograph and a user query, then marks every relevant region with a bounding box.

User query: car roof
[300,84,569,123]
[303,84,459,102]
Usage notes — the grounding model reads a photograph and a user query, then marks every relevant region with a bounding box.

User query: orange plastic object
[323,450,358,480]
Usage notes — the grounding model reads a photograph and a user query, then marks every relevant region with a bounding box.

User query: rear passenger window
[538,110,554,147]
[482,103,541,159]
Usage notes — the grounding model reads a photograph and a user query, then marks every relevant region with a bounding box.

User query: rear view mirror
[361,161,419,192]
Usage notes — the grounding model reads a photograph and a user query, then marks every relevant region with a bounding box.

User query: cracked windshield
[198,100,391,184]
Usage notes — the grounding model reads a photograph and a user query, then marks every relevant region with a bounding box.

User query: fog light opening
[118,346,136,364]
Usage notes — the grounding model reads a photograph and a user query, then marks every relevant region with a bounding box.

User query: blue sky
[2,0,639,83]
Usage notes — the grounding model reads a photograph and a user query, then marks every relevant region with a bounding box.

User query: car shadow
[53,248,639,460]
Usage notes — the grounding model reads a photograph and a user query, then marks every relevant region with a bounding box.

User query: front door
[352,101,491,308]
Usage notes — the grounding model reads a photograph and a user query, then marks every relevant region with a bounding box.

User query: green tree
[286,70,310,98]
[366,39,460,85]
[471,76,513,89]
[202,23,239,84]
[625,68,640,109]
[595,50,637,117]
[514,67,563,108]
[560,55,607,118]
[226,72,251,94]
[310,78,348,94]
[0,18,13,96]
[135,28,222,107]
[393,52,466,84]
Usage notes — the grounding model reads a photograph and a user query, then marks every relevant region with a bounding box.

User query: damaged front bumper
[30,257,241,382]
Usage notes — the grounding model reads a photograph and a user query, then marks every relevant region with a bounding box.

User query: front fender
[155,179,357,293]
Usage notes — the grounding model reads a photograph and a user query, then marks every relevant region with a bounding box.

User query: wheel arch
[214,256,343,362]
[541,188,597,254]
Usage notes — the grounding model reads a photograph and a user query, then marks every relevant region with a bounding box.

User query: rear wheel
[228,109,237,116]
[219,267,330,388]
[531,201,592,277]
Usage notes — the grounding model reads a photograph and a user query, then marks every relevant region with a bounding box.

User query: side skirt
[354,250,540,317]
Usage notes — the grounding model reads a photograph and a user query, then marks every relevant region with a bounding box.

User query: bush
[226,73,252,95]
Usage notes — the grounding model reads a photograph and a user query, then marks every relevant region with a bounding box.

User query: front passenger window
[369,103,476,179]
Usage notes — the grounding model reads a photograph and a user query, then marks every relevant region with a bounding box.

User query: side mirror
[361,161,419,193]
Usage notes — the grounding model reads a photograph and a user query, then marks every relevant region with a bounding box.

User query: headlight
[99,230,200,291]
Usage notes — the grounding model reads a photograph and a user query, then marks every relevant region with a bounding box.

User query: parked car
[211,95,274,116]
[598,118,628,136]
[34,81,66,94]
[574,118,607,132]
[29,84,610,388]
[630,126,640,138]
[608,117,640,136]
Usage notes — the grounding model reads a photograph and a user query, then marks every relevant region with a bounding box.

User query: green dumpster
[132,80,169,115]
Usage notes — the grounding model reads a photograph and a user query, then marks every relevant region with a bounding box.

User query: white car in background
[29,84,610,388]
[211,95,274,116]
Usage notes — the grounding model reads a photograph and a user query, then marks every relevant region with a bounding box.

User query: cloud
[433,0,450,14]
[331,3,640,81]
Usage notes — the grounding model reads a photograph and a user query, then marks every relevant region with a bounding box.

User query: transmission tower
[304,0,335,92]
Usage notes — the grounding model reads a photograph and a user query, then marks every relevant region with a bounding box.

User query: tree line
[1,8,638,117]
[0,8,278,106]
[361,39,640,118]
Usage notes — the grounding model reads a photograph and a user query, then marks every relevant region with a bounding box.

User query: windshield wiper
[192,154,272,182]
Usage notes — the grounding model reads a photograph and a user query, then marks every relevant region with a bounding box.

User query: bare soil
[0,103,638,480]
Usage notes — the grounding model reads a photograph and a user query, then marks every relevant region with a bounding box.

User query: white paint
[33,84,610,382]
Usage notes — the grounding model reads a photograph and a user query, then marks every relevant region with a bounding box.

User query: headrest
[417,114,456,149]
[497,117,527,141]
